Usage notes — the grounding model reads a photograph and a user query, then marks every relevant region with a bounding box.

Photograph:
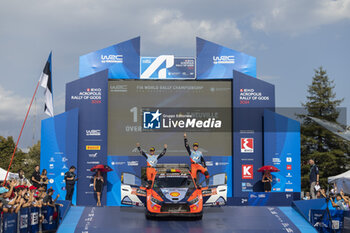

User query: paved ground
[57,206,317,233]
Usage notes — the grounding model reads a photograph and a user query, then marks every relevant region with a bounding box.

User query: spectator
[309,159,319,199]
[340,190,350,207]
[262,170,272,192]
[29,186,42,208]
[40,169,49,191]
[42,188,54,205]
[0,179,63,216]
[330,183,338,195]
[330,194,349,210]
[43,188,63,211]
[315,191,322,199]
[0,181,25,213]
[31,165,41,188]
[303,192,311,200]
[321,189,349,211]
[64,166,77,202]
[37,187,47,200]
[17,169,29,185]
[94,170,104,206]
[0,186,10,210]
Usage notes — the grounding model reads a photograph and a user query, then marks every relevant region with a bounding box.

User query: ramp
[58,206,316,233]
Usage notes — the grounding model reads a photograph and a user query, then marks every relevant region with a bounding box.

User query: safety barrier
[292,199,350,233]
[0,201,70,233]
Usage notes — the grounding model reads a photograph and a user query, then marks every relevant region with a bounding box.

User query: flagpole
[2,80,41,186]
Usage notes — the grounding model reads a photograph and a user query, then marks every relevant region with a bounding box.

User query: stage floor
[57,206,316,233]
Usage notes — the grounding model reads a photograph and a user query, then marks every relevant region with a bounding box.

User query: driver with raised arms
[136,142,167,183]
[184,133,209,183]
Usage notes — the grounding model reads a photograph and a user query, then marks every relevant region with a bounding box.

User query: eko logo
[213,56,235,65]
[242,165,253,179]
[143,109,162,129]
[101,55,123,64]
[141,55,174,79]
[241,138,254,153]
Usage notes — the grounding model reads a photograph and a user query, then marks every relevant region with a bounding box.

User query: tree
[299,67,350,191]
[0,137,40,180]
[0,136,25,173]
[23,140,41,178]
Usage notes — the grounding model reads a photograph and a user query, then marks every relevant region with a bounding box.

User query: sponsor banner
[140,56,195,79]
[141,107,231,132]
[247,192,298,206]
[264,109,301,193]
[233,71,275,197]
[310,209,344,233]
[86,129,101,136]
[40,109,79,205]
[66,70,108,205]
[242,165,254,179]
[239,88,271,105]
[2,212,17,233]
[79,37,140,79]
[42,206,58,231]
[241,138,254,153]
[107,155,232,206]
[196,37,256,79]
[19,208,29,233]
[86,145,101,150]
[29,207,40,233]
[108,80,232,157]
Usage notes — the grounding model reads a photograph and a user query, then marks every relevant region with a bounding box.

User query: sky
[0,0,349,149]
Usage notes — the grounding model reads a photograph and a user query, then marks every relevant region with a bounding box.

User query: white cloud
[250,0,350,35]
[0,84,49,148]
[150,9,241,48]
[0,85,29,121]
[315,0,350,23]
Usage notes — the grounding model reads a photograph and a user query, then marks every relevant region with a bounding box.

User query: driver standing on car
[184,133,209,183]
[136,143,167,183]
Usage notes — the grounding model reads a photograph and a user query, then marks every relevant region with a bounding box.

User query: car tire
[145,211,154,220]
[192,213,203,220]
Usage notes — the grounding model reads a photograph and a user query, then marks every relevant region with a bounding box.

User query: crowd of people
[1,155,350,214]
[0,165,63,215]
[303,159,350,211]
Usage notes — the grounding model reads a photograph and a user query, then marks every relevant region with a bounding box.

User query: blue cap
[0,187,9,194]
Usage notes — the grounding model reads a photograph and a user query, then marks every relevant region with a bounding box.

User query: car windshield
[153,175,195,188]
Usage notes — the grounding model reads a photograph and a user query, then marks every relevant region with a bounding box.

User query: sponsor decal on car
[170,192,181,197]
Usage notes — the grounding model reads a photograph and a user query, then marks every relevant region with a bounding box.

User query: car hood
[157,188,193,203]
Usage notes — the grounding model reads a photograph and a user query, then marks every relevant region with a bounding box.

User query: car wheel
[193,213,203,220]
[145,211,153,220]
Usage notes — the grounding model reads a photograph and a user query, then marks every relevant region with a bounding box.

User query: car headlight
[202,189,212,195]
[188,197,199,205]
[136,188,146,196]
[151,196,162,204]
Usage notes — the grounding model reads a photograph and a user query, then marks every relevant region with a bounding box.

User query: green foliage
[299,67,350,192]
[0,137,40,180]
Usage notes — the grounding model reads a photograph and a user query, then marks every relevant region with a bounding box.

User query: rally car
[120,164,227,219]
